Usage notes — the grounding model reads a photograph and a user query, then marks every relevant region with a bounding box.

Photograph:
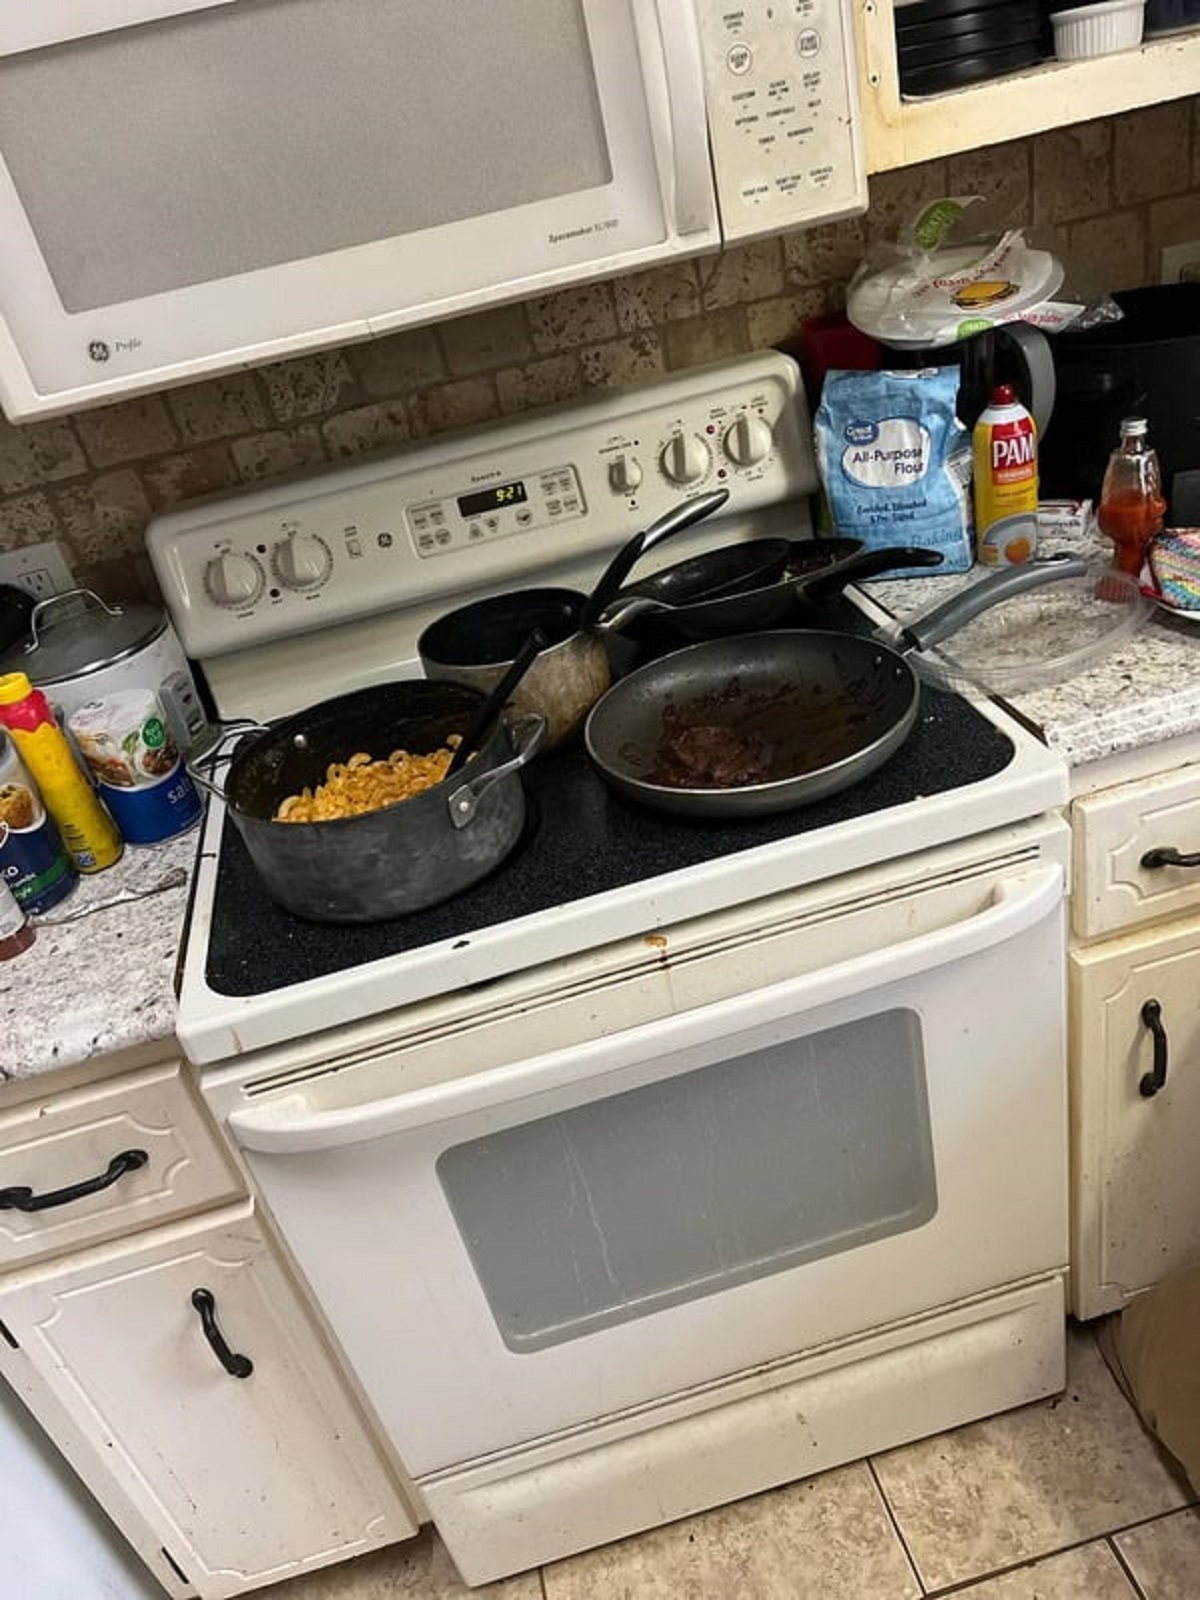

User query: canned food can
[0,730,76,914]
[67,690,202,845]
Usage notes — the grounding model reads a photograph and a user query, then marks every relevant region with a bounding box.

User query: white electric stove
[149,353,1073,1587]
[148,351,1067,1066]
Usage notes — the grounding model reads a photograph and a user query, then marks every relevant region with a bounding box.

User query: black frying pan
[584,556,1088,818]
[603,541,944,648]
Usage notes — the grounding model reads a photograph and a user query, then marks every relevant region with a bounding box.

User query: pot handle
[893,553,1089,653]
[24,587,123,651]
[186,719,270,800]
[445,713,546,830]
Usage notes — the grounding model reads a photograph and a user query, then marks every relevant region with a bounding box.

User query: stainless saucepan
[417,489,729,749]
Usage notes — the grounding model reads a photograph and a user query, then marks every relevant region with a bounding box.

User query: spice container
[0,672,123,873]
[0,729,76,914]
[67,689,202,845]
[1097,417,1166,577]
[0,875,35,960]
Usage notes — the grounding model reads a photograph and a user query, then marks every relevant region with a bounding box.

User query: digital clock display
[457,480,528,518]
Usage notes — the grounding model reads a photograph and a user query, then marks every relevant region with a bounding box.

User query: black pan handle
[580,489,729,627]
[1138,999,1169,1098]
[801,545,943,602]
[444,628,547,778]
[0,1148,148,1213]
[190,1289,254,1378]
[1141,846,1200,870]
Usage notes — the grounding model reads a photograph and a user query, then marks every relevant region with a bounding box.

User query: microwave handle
[630,0,714,237]
[230,863,1062,1154]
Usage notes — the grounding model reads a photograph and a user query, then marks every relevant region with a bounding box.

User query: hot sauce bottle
[1097,417,1166,577]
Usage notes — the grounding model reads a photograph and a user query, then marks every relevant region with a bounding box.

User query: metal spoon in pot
[444,627,548,778]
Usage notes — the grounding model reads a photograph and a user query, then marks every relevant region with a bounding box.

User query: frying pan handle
[579,488,730,627]
[185,720,270,799]
[446,713,545,829]
[800,545,943,602]
[895,553,1089,653]
[591,593,669,632]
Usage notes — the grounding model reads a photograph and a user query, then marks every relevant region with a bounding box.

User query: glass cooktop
[203,680,1015,999]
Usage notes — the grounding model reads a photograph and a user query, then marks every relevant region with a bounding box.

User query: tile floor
[262,1323,1199,1600]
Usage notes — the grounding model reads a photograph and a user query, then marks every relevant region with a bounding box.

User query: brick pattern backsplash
[2,99,1198,608]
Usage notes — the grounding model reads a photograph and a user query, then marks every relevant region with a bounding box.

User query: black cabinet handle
[1141,846,1200,870]
[0,1148,149,1213]
[1139,998,1169,1098]
[190,1289,253,1379]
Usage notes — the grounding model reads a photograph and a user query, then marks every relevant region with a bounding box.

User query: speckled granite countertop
[6,538,1200,1090]
[0,828,199,1086]
[865,527,1200,768]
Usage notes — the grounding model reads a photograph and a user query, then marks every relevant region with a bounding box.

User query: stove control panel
[147,351,818,661]
[406,464,586,559]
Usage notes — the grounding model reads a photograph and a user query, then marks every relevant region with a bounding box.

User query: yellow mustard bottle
[0,672,123,872]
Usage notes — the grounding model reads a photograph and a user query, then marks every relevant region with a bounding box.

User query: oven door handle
[229,862,1062,1155]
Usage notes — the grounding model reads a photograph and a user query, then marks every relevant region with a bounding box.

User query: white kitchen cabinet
[0,1053,418,1599]
[854,0,1200,172]
[1069,765,1200,1319]
[0,1198,417,1599]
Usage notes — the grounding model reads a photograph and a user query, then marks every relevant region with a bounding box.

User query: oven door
[226,846,1068,1477]
[0,0,716,419]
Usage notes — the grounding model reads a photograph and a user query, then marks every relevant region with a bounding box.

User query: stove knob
[659,430,711,486]
[608,452,643,495]
[204,551,265,609]
[723,412,774,468]
[272,532,332,590]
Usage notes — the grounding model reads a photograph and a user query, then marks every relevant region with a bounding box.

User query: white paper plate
[848,243,1064,347]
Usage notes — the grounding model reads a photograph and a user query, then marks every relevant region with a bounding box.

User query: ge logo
[87,340,111,363]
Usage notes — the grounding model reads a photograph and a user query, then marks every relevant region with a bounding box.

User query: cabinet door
[1070,915,1200,1319]
[0,1201,416,1599]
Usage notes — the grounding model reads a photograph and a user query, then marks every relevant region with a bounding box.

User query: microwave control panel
[697,0,867,239]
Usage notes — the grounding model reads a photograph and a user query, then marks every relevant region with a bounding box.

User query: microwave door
[0,0,719,421]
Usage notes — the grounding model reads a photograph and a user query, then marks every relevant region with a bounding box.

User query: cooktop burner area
[205,682,1015,999]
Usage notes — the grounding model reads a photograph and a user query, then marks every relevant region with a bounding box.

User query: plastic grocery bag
[813,367,974,575]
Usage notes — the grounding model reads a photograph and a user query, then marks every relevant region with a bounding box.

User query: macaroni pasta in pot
[275,739,462,823]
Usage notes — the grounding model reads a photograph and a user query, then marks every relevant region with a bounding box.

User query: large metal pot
[191,680,543,924]
[417,489,729,749]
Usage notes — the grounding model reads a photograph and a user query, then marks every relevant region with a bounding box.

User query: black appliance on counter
[1040,284,1200,513]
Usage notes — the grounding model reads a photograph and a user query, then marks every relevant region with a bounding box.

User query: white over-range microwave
[0,0,867,422]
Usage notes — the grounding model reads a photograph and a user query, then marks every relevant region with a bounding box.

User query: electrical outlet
[0,540,75,601]
[1160,241,1200,285]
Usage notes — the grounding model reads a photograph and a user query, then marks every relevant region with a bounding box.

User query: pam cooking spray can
[972,383,1039,567]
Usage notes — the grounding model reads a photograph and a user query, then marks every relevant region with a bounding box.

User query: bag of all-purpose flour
[813,368,974,575]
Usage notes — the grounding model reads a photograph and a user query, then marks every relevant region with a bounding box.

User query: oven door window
[437,1009,936,1353]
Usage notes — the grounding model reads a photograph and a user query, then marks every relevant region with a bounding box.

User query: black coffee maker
[881,321,1056,437]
